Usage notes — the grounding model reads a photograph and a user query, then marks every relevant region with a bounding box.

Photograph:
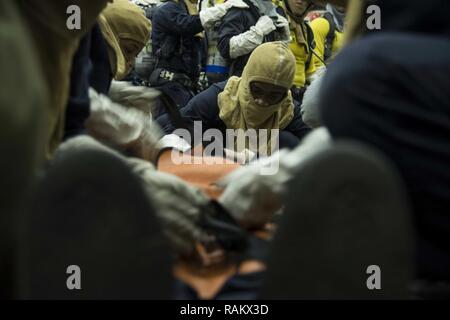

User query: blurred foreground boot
[260,141,414,299]
[17,148,173,299]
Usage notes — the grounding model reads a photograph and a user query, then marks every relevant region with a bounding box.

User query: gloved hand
[218,128,333,229]
[108,80,161,116]
[157,134,192,154]
[253,15,277,36]
[200,0,249,29]
[86,88,163,163]
[224,0,249,10]
[229,15,276,59]
[274,14,291,42]
[128,158,215,257]
[132,0,154,5]
[274,14,289,29]
[218,149,291,229]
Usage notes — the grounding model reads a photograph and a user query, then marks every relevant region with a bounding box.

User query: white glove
[157,134,192,153]
[199,0,249,29]
[254,15,277,36]
[108,80,161,116]
[218,149,291,229]
[132,0,157,5]
[274,14,291,42]
[223,148,257,164]
[274,14,289,29]
[229,15,276,59]
[224,0,250,10]
[86,88,163,163]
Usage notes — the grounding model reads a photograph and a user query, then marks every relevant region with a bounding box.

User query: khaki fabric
[0,0,47,297]
[218,42,295,154]
[16,0,111,158]
[183,0,199,15]
[344,0,366,44]
[288,20,317,87]
[0,0,47,208]
[99,0,151,80]
[284,3,308,46]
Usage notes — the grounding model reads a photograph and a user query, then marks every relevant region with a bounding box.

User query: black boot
[260,141,414,299]
[17,148,173,299]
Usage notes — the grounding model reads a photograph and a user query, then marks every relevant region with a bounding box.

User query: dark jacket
[320,33,450,282]
[152,1,204,79]
[157,81,311,150]
[64,32,91,140]
[89,23,112,95]
[64,24,112,140]
[322,0,450,282]
[217,2,286,77]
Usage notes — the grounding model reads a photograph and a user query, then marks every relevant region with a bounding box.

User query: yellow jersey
[310,16,344,68]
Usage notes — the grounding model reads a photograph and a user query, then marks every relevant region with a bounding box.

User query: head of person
[99,0,151,80]
[238,41,296,125]
[218,42,296,155]
[326,3,347,31]
[285,0,314,18]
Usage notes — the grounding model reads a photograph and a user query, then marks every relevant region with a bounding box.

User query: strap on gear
[323,12,337,62]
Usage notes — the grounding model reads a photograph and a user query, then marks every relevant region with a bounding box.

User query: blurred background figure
[310,3,346,68]
[157,42,311,152]
[15,0,111,158]
[217,0,291,77]
[199,0,231,86]
[320,0,450,297]
[279,0,319,104]
[150,0,249,114]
